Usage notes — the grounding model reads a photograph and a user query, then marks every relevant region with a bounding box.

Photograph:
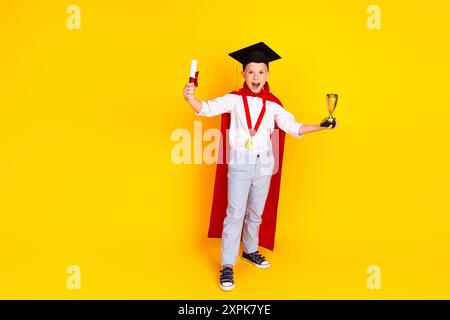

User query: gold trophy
[320,93,338,128]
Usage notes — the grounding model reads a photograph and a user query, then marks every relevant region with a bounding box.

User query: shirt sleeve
[196,94,236,117]
[272,102,304,139]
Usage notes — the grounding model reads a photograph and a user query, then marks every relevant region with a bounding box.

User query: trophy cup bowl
[320,93,338,128]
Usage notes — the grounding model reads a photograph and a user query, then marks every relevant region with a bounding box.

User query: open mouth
[251,82,260,90]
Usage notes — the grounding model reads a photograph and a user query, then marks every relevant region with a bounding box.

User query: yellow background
[1,0,449,299]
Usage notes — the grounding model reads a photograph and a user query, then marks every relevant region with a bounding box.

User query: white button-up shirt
[196,93,303,153]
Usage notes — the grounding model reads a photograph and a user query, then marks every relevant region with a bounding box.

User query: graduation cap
[228,42,281,70]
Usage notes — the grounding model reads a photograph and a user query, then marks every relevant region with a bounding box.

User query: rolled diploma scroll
[189,59,197,79]
[188,59,197,100]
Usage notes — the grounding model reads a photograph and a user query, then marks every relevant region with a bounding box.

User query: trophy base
[320,117,337,128]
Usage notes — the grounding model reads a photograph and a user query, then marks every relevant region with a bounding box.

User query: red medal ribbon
[189,71,199,87]
[242,95,266,137]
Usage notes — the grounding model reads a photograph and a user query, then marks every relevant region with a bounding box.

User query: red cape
[207,82,287,251]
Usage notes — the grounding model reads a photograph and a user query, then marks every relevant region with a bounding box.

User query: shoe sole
[219,283,235,291]
[241,257,271,269]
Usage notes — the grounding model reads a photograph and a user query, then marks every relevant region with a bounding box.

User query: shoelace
[249,251,266,264]
[220,268,234,283]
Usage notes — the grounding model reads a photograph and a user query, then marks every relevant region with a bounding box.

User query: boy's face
[241,62,270,94]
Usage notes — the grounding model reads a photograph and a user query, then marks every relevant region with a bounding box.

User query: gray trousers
[221,150,275,266]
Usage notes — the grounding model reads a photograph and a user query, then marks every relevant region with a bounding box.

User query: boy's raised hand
[183,83,196,101]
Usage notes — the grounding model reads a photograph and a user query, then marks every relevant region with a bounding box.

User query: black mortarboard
[228,42,281,70]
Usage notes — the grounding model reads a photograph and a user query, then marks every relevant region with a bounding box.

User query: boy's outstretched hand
[183,83,196,101]
[298,120,339,136]
[322,120,339,130]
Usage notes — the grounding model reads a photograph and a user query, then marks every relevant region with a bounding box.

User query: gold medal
[245,138,253,150]
[242,96,266,151]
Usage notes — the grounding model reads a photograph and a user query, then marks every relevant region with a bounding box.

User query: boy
[183,42,337,291]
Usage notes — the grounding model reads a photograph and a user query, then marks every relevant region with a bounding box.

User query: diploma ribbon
[189,71,199,87]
